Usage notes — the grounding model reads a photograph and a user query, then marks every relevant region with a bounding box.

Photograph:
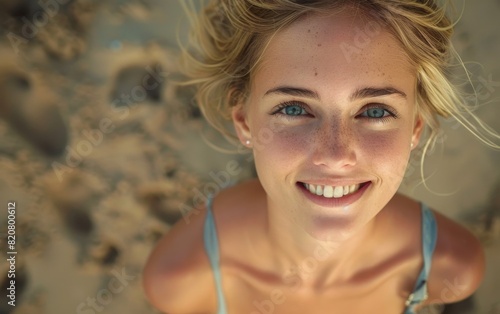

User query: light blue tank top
[203,196,438,314]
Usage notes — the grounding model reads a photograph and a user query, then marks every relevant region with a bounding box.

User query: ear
[411,114,424,149]
[231,103,252,145]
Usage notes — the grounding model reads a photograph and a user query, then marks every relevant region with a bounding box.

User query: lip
[297,181,371,208]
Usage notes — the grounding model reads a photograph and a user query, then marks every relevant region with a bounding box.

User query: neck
[264,199,379,291]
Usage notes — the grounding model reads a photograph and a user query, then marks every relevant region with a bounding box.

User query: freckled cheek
[358,130,410,176]
[252,124,310,164]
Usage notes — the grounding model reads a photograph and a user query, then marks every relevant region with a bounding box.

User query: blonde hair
[178,0,499,175]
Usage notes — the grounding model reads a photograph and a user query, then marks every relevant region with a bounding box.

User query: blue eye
[365,108,388,118]
[283,105,306,116]
[360,106,395,120]
[273,102,308,117]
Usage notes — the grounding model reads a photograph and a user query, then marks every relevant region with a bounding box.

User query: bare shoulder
[386,194,485,305]
[142,178,264,313]
[424,208,486,305]
[142,198,215,313]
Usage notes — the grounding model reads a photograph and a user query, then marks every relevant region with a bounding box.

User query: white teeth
[315,185,323,196]
[309,184,316,194]
[349,185,355,193]
[303,182,363,199]
[323,185,334,198]
[333,186,344,198]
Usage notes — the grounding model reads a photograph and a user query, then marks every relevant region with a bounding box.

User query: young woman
[143,1,498,313]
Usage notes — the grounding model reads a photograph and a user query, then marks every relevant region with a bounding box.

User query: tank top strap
[421,203,438,283]
[404,202,438,313]
[203,194,228,314]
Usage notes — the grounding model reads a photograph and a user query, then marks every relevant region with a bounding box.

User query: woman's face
[232,10,423,240]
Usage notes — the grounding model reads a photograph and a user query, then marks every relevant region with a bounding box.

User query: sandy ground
[0,1,498,314]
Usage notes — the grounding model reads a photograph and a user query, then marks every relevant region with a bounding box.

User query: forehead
[251,9,416,99]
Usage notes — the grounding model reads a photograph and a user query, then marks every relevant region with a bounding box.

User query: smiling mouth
[301,182,370,198]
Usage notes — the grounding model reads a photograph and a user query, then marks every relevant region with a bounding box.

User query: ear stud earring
[411,142,414,148]
[245,140,251,145]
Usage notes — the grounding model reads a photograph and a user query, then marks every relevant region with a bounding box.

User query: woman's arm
[424,209,486,307]
[143,205,216,313]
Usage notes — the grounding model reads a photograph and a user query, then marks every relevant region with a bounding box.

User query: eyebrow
[264,86,320,99]
[263,86,407,101]
[350,87,407,101]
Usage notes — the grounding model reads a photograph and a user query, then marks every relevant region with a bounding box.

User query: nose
[310,121,357,169]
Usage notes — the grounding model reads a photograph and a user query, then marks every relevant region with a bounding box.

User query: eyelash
[360,104,399,123]
[271,101,399,123]
[271,101,310,119]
